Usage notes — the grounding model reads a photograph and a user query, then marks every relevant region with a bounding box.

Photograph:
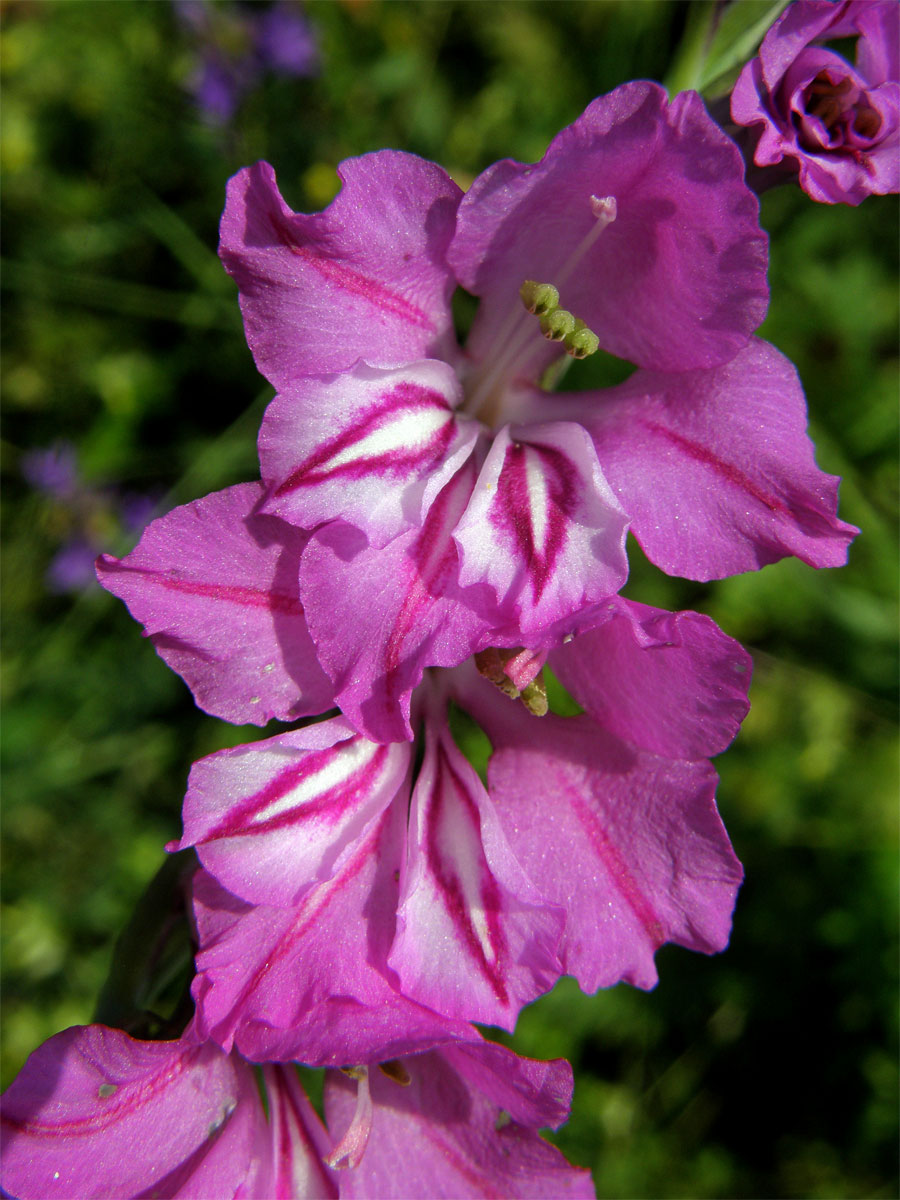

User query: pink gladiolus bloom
[168,592,748,1036]
[0,1024,593,1199]
[99,85,856,744]
[203,80,856,740]
[731,0,900,204]
[97,482,748,1029]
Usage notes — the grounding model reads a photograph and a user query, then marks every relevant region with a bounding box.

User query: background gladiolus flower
[731,0,900,203]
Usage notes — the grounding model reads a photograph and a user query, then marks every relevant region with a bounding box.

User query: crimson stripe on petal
[272,215,434,332]
[97,560,305,616]
[222,821,382,1019]
[274,383,456,498]
[638,418,792,516]
[200,740,393,843]
[490,440,577,601]
[425,747,509,1006]
[566,785,665,949]
[0,1048,199,1138]
[382,459,476,678]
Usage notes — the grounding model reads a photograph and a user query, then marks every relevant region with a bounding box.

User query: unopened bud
[519,280,559,316]
[540,308,576,341]
[564,318,600,359]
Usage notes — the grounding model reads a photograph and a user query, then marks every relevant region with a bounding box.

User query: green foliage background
[2,2,897,1197]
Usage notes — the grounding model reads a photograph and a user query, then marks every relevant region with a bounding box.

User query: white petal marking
[523,445,550,553]
[436,775,495,964]
[324,407,450,472]
[249,739,379,825]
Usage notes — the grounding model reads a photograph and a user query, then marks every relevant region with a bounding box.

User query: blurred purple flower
[119,491,160,535]
[46,540,101,595]
[256,2,319,76]
[176,0,319,124]
[21,441,159,596]
[20,442,80,499]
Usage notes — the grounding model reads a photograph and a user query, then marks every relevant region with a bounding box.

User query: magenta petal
[549,598,751,760]
[0,1027,273,1200]
[259,359,478,547]
[390,709,563,1029]
[474,702,742,992]
[299,461,496,743]
[326,1044,594,1200]
[174,716,410,907]
[586,338,859,580]
[453,422,629,643]
[190,808,475,1067]
[219,156,462,389]
[452,82,768,375]
[96,483,333,726]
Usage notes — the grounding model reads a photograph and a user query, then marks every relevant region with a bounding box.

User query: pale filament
[463,195,617,427]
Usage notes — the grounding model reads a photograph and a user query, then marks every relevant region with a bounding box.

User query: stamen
[519,280,560,315]
[555,195,617,292]
[540,308,576,341]
[564,318,599,359]
[325,1066,374,1170]
[474,646,549,716]
[463,195,616,423]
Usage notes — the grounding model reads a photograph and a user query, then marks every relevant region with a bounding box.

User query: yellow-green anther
[564,318,600,359]
[341,1065,368,1080]
[520,675,549,717]
[540,308,576,341]
[474,646,548,716]
[519,280,560,316]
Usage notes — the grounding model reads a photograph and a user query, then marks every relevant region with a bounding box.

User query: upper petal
[855,1,900,86]
[259,359,478,547]
[755,0,849,91]
[219,156,462,389]
[96,483,334,726]
[584,338,859,580]
[451,82,768,375]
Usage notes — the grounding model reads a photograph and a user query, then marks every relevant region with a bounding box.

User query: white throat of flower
[463,194,617,427]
